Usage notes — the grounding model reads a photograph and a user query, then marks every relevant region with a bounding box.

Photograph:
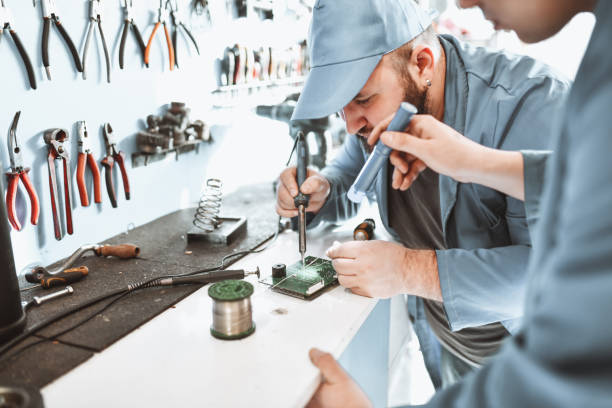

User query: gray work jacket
[423,2,612,406]
[310,34,570,386]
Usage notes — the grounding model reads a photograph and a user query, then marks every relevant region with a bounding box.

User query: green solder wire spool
[208,280,255,340]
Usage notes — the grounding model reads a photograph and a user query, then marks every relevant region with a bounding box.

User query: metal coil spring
[127,278,163,292]
[193,178,223,233]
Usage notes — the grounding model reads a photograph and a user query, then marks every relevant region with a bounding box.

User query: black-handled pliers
[101,123,130,208]
[82,0,111,83]
[167,0,199,69]
[34,0,83,80]
[0,0,37,89]
[119,0,147,69]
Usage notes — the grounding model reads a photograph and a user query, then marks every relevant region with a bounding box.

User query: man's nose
[343,104,367,135]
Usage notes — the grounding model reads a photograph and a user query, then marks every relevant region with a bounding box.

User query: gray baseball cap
[292,0,436,120]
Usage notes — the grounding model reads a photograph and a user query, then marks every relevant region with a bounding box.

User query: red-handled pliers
[144,0,174,71]
[76,121,101,207]
[5,111,39,231]
[101,123,130,208]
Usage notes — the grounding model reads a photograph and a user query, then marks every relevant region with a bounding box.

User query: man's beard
[357,76,429,154]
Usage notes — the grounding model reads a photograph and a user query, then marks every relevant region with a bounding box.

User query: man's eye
[356,97,371,105]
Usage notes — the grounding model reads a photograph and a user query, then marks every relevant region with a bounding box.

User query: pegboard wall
[0,0,310,273]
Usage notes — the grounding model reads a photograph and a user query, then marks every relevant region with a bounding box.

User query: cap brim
[291,54,383,121]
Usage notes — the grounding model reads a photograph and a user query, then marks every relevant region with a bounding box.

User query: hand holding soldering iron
[275,167,330,218]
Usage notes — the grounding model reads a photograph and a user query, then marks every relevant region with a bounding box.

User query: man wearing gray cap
[276,0,569,389]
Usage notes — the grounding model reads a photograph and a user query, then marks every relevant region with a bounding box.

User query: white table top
[41,221,380,408]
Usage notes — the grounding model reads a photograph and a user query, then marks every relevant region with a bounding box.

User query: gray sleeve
[436,76,570,330]
[521,150,552,231]
[307,134,365,228]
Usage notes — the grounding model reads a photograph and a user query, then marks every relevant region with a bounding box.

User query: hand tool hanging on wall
[144,0,175,70]
[34,0,83,80]
[119,0,147,69]
[76,121,101,207]
[44,128,73,240]
[82,0,111,83]
[0,0,37,90]
[101,123,130,208]
[5,112,39,231]
[167,0,200,69]
[25,266,88,289]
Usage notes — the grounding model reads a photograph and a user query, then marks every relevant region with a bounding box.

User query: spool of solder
[208,280,255,340]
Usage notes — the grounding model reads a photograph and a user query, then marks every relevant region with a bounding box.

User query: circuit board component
[260,256,338,299]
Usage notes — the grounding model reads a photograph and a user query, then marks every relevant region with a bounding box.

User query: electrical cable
[0,216,283,362]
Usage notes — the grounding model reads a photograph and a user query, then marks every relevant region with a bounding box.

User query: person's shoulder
[441,34,571,98]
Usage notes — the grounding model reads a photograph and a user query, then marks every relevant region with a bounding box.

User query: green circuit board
[260,256,338,299]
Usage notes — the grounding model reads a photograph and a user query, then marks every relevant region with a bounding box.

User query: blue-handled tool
[347,102,418,203]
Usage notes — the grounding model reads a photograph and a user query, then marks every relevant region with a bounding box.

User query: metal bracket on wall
[131,139,207,168]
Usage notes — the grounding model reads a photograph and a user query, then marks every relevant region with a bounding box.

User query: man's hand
[306,348,372,408]
[276,167,331,218]
[326,240,441,300]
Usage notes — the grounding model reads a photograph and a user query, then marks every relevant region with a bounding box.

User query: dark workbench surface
[0,183,278,388]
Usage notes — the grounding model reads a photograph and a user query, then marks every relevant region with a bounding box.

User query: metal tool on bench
[82,0,111,82]
[76,121,102,207]
[119,0,147,69]
[24,266,88,290]
[167,0,199,69]
[0,0,37,89]
[293,131,310,268]
[34,0,83,80]
[144,0,175,70]
[22,286,74,310]
[101,123,130,208]
[44,128,73,240]
[188,178,247,244]
[347,102,417,203]
[5,111,39,231]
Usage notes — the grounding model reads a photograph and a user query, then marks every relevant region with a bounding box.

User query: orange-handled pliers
[76,121,101,207]
[144,0,174,70]
[5,111,39,231]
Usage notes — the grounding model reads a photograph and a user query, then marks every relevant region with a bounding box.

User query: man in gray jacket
[276,0,570,388]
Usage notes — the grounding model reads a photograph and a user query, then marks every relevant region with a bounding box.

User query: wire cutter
[82,0,111,83]
[101,123,130,208]
[0,0,37,90]
[5,112,39,231]
[144,0,175,71]
[167,0,199,69]
[34,0,83,80]
[119,0,147,69]
[44,128,73,240]
[76,121,102,207]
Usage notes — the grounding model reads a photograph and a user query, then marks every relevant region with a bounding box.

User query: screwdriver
[22,286,74,310]
[22,266,89,291]
[293,131,310,269]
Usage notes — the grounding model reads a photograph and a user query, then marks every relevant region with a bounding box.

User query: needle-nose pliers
[167,0,199,69]
[144,0,175,71]
[34,0,83,80]
[101,123,130,208]
[0,0,37,90]
[119,0,147,69]
[82,0,111,82]
[5,111,39,231]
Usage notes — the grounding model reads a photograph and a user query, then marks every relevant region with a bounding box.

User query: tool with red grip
[76,121,102,207]
[144,0,174,70]
[44,128,73,240]
[101,123,130,208]
[5,111,39,231]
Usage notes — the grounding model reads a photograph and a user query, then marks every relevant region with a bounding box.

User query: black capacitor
[353,218,376,241]
[272,263,286,278]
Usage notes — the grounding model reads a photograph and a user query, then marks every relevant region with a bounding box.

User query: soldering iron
[347,102,418,203]
[294,131,310,268]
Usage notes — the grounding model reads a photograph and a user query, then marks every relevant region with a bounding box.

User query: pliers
[82,0,111,83]
[119,0,147,69]
[76,121,102,207]
[44,128,73,240]
[0,0,37,90]
[167,0,199,69]
[144,0,175,71]
[101,123,130,208]
[5,111,39,231]
[34,0,83,80]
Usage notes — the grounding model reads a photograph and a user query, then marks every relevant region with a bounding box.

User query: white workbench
[41,219,391,407]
